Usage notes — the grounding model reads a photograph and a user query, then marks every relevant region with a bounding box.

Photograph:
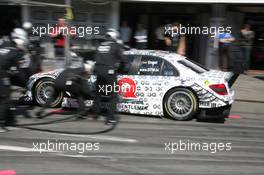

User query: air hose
[6,72,118,134]
[9,110,119,135]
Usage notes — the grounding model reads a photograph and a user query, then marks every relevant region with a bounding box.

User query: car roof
[124,49,186,64]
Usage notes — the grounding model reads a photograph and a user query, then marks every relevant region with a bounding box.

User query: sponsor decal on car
[118,77,137,99]
[118,103,149,111]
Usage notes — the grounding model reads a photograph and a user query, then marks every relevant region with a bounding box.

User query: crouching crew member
[36,61,94,119]
[56,61,94,118]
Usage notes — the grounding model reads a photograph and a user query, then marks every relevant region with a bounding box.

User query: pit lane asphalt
[0,100,263,175]
[1,60,264,174]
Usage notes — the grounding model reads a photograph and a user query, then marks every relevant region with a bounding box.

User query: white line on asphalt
[0,145,57,153]
[0,145,115,160]
[56,153,114,159]
[3,127,22,131]
[48,133,138,143]
[0,128,8,133]
[7,127,138,143]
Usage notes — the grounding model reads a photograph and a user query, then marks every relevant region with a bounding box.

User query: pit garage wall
[119,2,245,69]
[22,1,119,58]
[21,1,245,68]
[197,4,244,69]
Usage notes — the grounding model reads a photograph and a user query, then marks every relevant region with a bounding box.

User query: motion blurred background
[0,0,263,70]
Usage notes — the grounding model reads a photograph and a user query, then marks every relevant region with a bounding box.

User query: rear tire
[34,78,63,108]
[163,88,198,121]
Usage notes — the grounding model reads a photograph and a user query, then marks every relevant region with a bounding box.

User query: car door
[117,54,170,116]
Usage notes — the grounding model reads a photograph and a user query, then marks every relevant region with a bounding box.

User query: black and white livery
[23,49,237,120]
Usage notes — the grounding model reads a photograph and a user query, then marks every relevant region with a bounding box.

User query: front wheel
[34,78,63,107]
[163,88,198,121]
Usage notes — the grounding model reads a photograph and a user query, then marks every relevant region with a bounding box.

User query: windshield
[178,59,209,73]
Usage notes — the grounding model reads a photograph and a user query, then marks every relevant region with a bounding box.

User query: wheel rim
[167,91,194,118]
[36,81,60,106]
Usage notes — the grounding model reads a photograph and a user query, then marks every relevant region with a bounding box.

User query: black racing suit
[27,35,42,76]
[94,40,126,123]
[0,36,41,88]
[17,35,42,87]
[37,67,92,118]
[55,67,92,115]
[0,42,24,126]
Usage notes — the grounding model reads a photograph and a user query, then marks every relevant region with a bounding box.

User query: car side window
[125,54,135,64]
[161,60,179,76]
[137,56,162,75]
[122,54,141,75]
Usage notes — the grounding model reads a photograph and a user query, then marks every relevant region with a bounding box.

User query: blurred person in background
[240,24,255,69]
[0,28,28,127]
[155,24,165,50]
[218,31,235,71]
[134,24,148,49]
[50,18,67,56]
[166,22,186,55]
[120,20,132,46]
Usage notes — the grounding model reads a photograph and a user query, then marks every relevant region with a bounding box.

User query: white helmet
[105,28,120,41]
[11,28,29,48]
[23,22,33,30]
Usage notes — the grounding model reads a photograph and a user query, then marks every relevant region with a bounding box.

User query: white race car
[23,50,237,120]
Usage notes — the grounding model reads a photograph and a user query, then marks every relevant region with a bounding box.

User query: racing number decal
[117,77,137,99]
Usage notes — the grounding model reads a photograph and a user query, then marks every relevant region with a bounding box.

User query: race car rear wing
[228,73,239,87]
